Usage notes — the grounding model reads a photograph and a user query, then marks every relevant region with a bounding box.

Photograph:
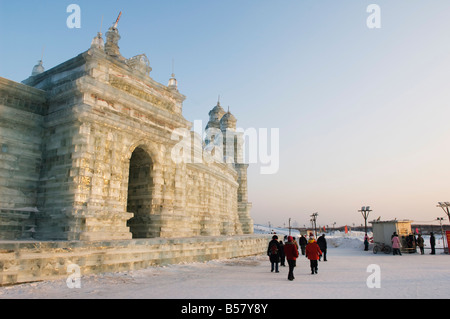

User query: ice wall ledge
[0,234,271,286]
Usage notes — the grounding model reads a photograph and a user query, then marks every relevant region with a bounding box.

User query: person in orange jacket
[305,238,322,275]
[284,236,299,281]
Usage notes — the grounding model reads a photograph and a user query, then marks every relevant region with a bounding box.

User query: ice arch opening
[126,147,154,238]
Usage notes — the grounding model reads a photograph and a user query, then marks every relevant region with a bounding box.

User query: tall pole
[437,217,447,253]
[288,218,291,236]
[113,11,122,29]
[310,213,318,238]
[358,206,372,235]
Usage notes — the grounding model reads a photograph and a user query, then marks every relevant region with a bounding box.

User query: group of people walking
[267,233,327,281]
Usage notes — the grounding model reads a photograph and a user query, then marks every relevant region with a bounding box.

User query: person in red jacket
[305,238,322,275]
[284,236,299,281]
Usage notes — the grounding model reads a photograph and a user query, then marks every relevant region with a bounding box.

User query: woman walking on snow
[392,232,402,256]
[305,238,322,275]
[284,236,299,281]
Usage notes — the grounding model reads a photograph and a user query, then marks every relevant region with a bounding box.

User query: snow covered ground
[0,225,449,299]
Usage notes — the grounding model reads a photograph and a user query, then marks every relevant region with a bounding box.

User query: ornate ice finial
[220,107,237,130]
[105,12,124,60]
[127,54,152,76]
[168,59,178,90]
[91,32,104,49]
[206,98,226,131]
[168,73,178,90]
[91,15,105,50]
[31,60,45,76]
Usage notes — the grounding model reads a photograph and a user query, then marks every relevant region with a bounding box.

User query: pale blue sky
[1,1,450,227]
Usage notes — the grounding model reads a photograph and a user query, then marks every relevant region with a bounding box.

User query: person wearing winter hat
[284,236,299,281]
[267,235,281,272]
[305,237,322,274]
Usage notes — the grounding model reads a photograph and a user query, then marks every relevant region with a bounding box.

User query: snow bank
[254,224,367,249]
[254,224,448,250]
[325,231,367,249]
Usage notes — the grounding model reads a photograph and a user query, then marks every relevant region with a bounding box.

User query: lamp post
[310,213,318,238]
[437,217,447,253]
[358,206,372,235]
[436,202,450,223]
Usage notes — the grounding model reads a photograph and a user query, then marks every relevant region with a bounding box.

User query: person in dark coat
[317,234,327,261]
[430,232,436,255]
[267,235,281,272]
[284,236,299,281]
[417,234,424,255]
[299,235,307,255]
[364,234,370,251]
[278,240,286,267]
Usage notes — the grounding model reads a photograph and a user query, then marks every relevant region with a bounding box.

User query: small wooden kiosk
[370,220,414,253]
